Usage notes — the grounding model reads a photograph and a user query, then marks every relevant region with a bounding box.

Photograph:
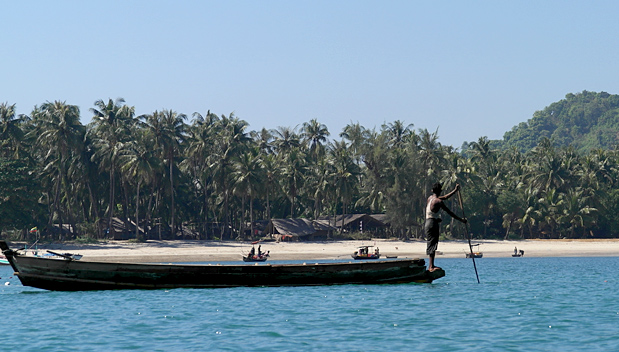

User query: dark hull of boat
[351,255,380,260]
[1,241,444,291]
[242,256,268,262]
[465,253,483,258]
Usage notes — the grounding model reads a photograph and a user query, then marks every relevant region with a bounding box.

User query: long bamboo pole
[457,189,480,284]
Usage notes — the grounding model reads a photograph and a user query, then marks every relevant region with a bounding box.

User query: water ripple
[3,257,619,351]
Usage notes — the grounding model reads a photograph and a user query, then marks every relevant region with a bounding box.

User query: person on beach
[425,182,467,272]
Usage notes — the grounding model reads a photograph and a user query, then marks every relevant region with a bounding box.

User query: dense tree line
[1,98,618,242]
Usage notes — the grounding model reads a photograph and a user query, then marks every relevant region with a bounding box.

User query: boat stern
[413,268,446,283]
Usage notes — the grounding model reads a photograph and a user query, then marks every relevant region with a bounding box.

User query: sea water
[1,257,618,351]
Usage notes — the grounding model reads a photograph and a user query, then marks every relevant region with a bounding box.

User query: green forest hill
[486,90,619,153]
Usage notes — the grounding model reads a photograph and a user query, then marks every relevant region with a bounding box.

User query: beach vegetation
[0,91,618,242]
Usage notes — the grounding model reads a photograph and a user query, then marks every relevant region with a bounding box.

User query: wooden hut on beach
[318,214,389,234]
[264,218,337,241]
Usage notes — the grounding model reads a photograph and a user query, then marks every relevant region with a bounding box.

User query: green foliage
[499,91,619,153]
[2,93,619,242]
[0,157,45,232]
[73,236,100,244]
[597,188,619,237]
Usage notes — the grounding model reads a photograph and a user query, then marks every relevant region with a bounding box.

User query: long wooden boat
[0,240,444,291]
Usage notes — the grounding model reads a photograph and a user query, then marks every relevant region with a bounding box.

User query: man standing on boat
[425,182,467,272]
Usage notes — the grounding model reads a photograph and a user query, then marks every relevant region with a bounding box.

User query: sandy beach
[14,238,619,263]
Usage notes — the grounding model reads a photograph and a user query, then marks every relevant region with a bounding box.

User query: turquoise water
[2,257,618,351]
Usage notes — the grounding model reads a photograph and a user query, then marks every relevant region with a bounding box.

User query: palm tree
[468,136,497,176]
[359,130,417,236]
[301,119,330,160]
[529,138,568,193]
[354,186,385,214]
[30,101,85,238]
[382,120,414,148]
[0,103,29,159]
[305,156,331,219]
[259,153,280,220]
[231,149,264,238]
[118,129,158,241]
[560,188,597,238]
[537,188,564,238]
[340,122,368,166]
[67,132,104,236]
[208,114,250,239]
[183,112,220,238]
[140,109,187,237]
[418,128,443,178]
[495,147,527,239]
[328,140,361,232]
[89,98,135,237]
[418,128,445,220]
[272,126,300,155]
[383,146,419,238]
[577,149,614,198]
[251,127,274,155]
[280,147,307,217]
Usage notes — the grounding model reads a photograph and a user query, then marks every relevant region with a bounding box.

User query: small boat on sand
[0,255,8,265]
[0,240,445,291]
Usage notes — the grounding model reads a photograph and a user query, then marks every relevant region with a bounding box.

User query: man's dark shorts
[425,218,441,256]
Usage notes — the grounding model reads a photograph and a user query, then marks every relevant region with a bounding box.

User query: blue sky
[3,1,619,148]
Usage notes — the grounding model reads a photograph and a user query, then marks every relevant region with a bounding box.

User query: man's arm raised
[439,183,460,200]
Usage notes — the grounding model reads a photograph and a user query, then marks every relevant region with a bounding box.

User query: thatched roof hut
[107,217,146,240]
[318,214,388,232]
[264,218,337,241]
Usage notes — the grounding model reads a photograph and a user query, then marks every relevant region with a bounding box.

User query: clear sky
[3,1,619,148]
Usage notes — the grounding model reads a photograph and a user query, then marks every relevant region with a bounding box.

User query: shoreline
[10,238,619,263]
